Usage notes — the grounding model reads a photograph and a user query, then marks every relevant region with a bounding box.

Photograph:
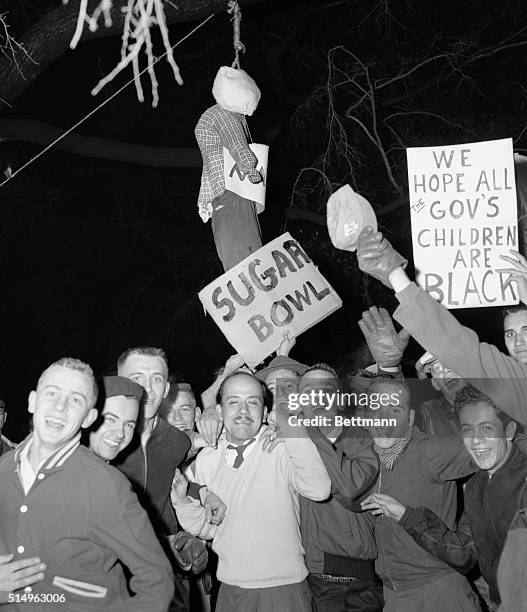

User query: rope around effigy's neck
[228,1,245,69]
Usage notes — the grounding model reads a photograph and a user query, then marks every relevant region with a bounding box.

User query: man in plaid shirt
[195,103,262,271]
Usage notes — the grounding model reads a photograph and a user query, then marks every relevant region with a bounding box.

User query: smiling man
[363,384,527,609]
[114,347,208,612]
[360,376,479,612]
[0,357,173,610]
[89,376,143,462]
[172,371,331,612]
[503,305,527,365]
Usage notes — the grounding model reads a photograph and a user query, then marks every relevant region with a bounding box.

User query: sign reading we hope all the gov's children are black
[407,138,519,309]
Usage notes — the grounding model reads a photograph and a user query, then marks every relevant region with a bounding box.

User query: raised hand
[497,249,527,305]
[276,330,296,357]
[357,227,407,288]
[358,306,410,368]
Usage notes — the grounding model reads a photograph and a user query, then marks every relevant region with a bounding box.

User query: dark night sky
[1,0,525,440]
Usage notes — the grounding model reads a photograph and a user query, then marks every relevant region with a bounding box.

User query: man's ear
[163,381,170,400]
[505,420,517,441]
[194,407,202,422]
[28,390,37,415]
[216,405,223,420]
[431,378,440,391]
[81,408,98,430]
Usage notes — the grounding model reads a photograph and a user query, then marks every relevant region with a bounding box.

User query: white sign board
[198,233,342,367]
[407,138,519,308]
[223,143,268,213]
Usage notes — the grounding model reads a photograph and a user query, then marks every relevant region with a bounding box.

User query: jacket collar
[14,432,81,473]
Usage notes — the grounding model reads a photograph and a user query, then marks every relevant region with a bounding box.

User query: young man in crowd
[172,371,331,612]
[88,375,143,462]
[363,385,526,610]
[114,347,207,611]
[355,227,527,425]
[360,376,480,611]
[160,380,200,431]
[0,357,173,610]
[293,364,383,611]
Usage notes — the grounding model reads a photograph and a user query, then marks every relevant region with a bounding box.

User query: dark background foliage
[1,0,526,439]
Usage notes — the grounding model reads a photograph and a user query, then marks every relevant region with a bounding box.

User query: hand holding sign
[497,249,527,305]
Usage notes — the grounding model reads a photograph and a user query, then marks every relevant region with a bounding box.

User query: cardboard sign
[407,138,519,308]
[198,233,342,367]
[223,143,268,213]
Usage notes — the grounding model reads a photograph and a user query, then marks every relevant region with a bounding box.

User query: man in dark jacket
[361,384,526,609]
[360,376,480,611]
[296,365,383,611]
[115,346,206,612]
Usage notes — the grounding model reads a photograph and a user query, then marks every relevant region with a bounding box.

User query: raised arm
[356,226,527,425]
[307,426,378,511]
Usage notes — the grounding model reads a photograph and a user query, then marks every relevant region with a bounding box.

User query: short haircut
[37,357,98,405]
[216,372,273,411]
[117,347,169,375]
[366,374,411,408]
[303,363,338,379]
[159,381,196,420]
[503,303,527,321]
[454,384,515,429]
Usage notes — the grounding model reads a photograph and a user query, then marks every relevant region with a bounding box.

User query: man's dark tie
[227,438,256,468]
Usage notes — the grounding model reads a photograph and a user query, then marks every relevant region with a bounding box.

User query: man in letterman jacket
[0,358,173,611]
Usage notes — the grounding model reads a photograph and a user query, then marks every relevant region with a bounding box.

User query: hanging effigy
[195,1,268,272]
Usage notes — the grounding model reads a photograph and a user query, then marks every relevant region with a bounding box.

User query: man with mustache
[0,357,173,610]
[172,371,331,612]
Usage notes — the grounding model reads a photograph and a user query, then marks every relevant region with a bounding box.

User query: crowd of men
[0,229,527,611]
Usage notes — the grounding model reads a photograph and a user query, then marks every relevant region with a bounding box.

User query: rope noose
[227,1,245,69]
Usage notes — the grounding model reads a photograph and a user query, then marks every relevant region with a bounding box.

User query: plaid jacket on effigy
[195,104,259,222]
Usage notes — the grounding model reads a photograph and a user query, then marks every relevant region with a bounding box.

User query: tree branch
[0,0,264,107]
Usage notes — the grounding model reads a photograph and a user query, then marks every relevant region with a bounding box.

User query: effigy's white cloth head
[326,185,378,252]
[212,66,261,116]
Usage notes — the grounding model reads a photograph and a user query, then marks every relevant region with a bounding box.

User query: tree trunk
[0,0,264,107]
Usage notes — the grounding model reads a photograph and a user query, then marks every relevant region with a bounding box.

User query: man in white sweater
[171,371,331,612]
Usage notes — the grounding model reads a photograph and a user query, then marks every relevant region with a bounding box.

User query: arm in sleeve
[214,109,259,176]
[394,282,527,425]
[400,506,477,574]
[307,426,378,511]
[90,473,174,612]
[425,436,475,482]
[281,436,331,501]
[172,497,217,541]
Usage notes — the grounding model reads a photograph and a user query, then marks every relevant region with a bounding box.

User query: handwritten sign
[223,143,268,213]
[407,138,519,308]
[198,233,342,367]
